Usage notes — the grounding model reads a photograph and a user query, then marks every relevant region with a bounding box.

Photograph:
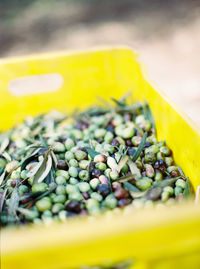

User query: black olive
[57,160,68,170]
[66,201,81,213]
[97,184,110,197]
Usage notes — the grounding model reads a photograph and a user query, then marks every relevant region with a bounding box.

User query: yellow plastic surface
[1,47,200,269]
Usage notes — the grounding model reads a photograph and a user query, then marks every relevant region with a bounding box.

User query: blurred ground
[0,0,200,125]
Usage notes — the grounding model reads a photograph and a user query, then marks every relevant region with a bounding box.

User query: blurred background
[0,0,200,125]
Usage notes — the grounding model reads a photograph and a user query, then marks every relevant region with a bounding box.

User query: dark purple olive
[66,201,81,213]
[118,198,131,208]
[82,192,90,200]
[77,168,83,173]
[127,147,136,156]
[125,139,133,147]
[106,125,114,133]
[67,212,77,217]
[114,188,129,199]
[97,184,110,197]
[91,168,102,178]
[154,160,166,174]
[57,160,68,170]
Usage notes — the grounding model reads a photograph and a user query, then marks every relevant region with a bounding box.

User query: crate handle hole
[8,73,63,96]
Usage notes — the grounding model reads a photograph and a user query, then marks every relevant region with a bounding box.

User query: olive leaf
[111,97,126,107]
[115,144,128,163]
[39,134,48,148]
[0,166,4,176]
[32,153,52,184]
[0,137,9,155]
[107,156,118,172]
[116,104,143,113]
[0,170,6,186]
[0,188,7,212]
[2,151,12,161]
[127,160,141,179]
[50,150,58,167]
[123,182,140,192]
[26,160,43,178]
[46,168,55,185]
[130,190,147,198]
[8,188,20,221]
[153,177,180,188]
[117,155,129,173]
[79,107,109,117]
[86,148,101,160]
[22,185,56,208]
[177,167,185,177]
[132,132,147,162]
[183,178,193,198]
[19,191,43,202]
[17,207,36,218]
[96,96,114,110]
[117,174,136,183]
[14,144,39,157]
[142,102,156,131]
[21,148,41,171]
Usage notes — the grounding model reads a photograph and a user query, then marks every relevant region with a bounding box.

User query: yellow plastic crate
[1,47,200,269]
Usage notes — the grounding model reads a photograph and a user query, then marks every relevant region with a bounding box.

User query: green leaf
[2,152,12,161]
[8,188,20,221]
[39,134,48,148]
[0,137,9,154]
[153,177,180,188]
[17,207,36,218]
[86,148,101,160]
[183,178,193,197]
[20,191,43,202]
[116,104,143,113]
[0,170,6,186]
[142,103,156,131]
[22,185,56,207]
[0,188,8,212]
[117,155,129,173]
[32,153,52,184]
[123,182,140,192]
[46,168,55,184]
[127,160,141,179]
[0,166,5,176]
[79,107,109,117]
[50,150,58,167]
[111,97,126,107]
[177,167,185,177]
[117,174,136,183]
[21,148,41,171]
[132,132,147,162]
[115,144,128,163]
